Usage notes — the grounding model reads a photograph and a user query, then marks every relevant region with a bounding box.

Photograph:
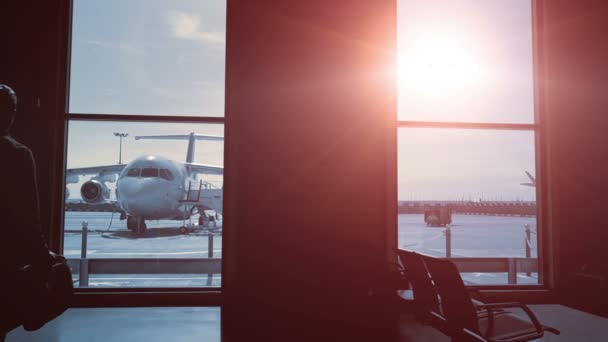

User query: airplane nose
[117,178,143,200]
[117,178,157,215]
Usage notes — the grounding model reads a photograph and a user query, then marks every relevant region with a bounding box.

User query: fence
[68,222,536,287]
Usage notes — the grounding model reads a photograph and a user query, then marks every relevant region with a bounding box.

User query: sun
[397,33,485,96]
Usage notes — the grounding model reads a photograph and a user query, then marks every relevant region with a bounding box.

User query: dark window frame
[54,0,228,304]
[395,0,549,291]
[50,0,551,306]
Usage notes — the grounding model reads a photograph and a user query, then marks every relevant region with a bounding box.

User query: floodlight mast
[113,132,129,164]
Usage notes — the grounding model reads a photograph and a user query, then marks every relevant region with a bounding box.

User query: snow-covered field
[398,214,539,285]
[63,212,539,287]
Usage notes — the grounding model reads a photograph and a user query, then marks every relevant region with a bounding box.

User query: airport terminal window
[398,0,534,124]
[397,0,540,285]
[64,0,226,289]
[64,121,224,288]
[69,0,226,117]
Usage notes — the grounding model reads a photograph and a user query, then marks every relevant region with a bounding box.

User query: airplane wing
[184,162,224,176]
[66,164,126,176]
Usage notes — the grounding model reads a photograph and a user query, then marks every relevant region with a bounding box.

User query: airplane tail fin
[135,133,224,163]
[520,171,536,187]
[525,171,536,184]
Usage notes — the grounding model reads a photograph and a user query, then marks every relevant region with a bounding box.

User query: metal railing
[67,256,533,286]
[68,222,537,287]
[67,258,221,275]
[437,223,538,284]
[69,221,221,287]
[448,257,537,285]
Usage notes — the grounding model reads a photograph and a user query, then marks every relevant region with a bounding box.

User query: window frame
[49,0,552,305]
[394,0,550,291]
[53,0,229,304]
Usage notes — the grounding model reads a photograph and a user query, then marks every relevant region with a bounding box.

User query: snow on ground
[64,212,539,287]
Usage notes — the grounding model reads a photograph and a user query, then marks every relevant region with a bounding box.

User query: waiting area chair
[396,250,496,320]
[396,249,560,342]
[395,249,441,323]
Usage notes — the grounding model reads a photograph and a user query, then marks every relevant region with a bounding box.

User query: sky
[67,0,536,202]
[396,0,536,201]
[397,0,534,123]
[70,0,226,116]
[67,0,226,198]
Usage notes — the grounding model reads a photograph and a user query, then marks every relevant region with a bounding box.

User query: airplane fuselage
[115,155,192,220]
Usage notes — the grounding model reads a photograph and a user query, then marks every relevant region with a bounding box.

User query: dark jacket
[0,134,50,281]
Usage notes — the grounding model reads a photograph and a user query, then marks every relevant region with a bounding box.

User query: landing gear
[127,216,147,235]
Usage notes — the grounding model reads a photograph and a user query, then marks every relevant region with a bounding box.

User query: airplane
[520,171,536,187]
[66,133,224,234]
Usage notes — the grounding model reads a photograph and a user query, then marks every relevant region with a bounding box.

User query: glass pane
[397,128,539,285]
[160,169,175,181]
[397,0,534,123]
[141,168,160,178]
[64,120,224,288]
[126,168,141,177]
[69,0,226,116]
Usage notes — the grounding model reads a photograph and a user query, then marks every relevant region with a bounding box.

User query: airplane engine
[80,179,110,204]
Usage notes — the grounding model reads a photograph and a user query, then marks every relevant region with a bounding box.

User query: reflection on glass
[64,121,224,288]
[397,0,534,123]
[397,128,538,285]
[70,0,226,116]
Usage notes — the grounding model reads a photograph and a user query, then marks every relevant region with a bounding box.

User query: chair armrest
[476,302,552,342]
[478,303,559,336]
[478,302,543,331]
[542,326,560,335]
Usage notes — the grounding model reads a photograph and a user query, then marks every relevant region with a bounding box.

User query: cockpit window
[141,168,159,178]
[126,168,140,177]
[159,169,174,181]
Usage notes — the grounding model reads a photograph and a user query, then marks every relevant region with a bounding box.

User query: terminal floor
[6,307,220,342]
[398,304,608,341]
[6,304,607,341]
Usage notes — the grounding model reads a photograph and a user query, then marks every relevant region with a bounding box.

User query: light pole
[113,132,129,164]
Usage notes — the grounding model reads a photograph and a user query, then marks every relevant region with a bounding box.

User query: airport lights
[113,132,129,164]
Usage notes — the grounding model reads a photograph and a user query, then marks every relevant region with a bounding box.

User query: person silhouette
[0,84,53,341]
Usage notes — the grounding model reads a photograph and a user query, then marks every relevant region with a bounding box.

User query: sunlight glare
[398,33,485,96]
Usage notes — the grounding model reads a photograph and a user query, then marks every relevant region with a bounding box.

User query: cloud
[168,11,225,46]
